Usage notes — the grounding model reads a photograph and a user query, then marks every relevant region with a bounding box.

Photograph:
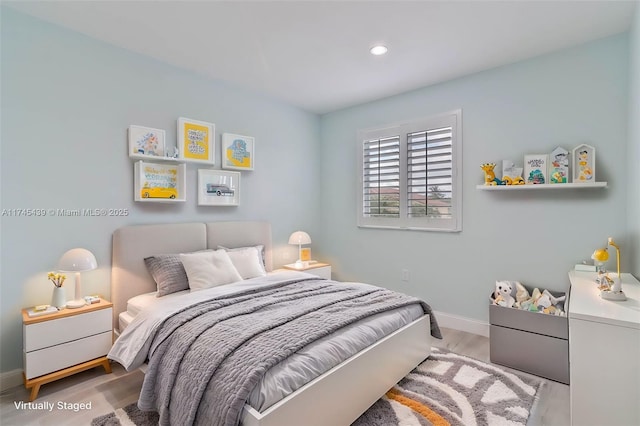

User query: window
[357,110,462,231]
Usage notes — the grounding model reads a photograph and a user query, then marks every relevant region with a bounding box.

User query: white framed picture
[134,161,186,203]
[221,133,255,171]
[128,125,166,159]
[524,154,548,184]
[572,144,596,183]
[177,117,215,165]
[197,169,240,206]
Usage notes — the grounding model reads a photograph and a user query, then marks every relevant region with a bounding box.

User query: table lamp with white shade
[288,231,311,269]
[57,248,97,308]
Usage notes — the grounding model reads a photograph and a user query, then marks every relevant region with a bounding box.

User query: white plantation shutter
[358,111,461,231]
[363,136,401,218]
[407,126,453,219]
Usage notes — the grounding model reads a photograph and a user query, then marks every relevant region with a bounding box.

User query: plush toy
[494,281,515,308]
[515,282,530,306]
[543,289,566,309]
[492,281,566,315]
[535,292,552,310]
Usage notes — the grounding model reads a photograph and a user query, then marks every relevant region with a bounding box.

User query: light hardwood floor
[0,327,570,425]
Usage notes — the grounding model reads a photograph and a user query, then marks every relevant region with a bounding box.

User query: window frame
[357,109,462,232]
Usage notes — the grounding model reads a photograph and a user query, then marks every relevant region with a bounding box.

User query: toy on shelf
[481,163,506,186]
[549,147,569,184]
[572,144,595,183]
[501,160,525,185]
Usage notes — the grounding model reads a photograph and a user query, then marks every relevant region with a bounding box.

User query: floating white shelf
[129,153,183,163]
[476,182,607,191]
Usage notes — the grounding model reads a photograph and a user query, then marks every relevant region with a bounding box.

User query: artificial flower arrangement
[47,272,66,287]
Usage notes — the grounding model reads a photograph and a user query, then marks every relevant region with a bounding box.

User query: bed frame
[111,221,432,426]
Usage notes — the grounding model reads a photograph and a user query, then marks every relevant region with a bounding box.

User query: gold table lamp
[592,237,626,301]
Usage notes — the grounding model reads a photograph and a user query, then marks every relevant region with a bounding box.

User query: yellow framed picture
[300,247,311,262]
[178,117,215,164]
[222,133,255,170]
[134,161,186,203]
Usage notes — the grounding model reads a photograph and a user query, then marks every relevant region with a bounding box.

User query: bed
[108,221,440,426]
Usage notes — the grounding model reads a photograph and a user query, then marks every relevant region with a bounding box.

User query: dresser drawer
[24,331,112,379]
[24,308,112,352]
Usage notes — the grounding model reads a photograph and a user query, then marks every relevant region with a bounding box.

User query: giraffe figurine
[480,163,506,185]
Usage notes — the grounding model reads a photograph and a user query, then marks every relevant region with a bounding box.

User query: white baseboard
[0,369,23,391]
[434,310,490,337]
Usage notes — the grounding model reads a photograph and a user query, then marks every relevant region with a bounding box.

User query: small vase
[51,286,66,309]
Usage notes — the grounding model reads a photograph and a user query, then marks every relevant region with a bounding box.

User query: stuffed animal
[535,292,552,310]
[494,281,515,308]
[543,289,566,308]
[515,282,530,306]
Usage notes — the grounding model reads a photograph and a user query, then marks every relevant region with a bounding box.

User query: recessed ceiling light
[370,45,388,56]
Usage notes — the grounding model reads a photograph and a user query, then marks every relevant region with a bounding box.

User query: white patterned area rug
[352,347,544,426]
[92,347,543,426]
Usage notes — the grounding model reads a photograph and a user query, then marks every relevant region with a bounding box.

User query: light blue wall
[1,7,636,376]
[318,35,629,320]
[0,9,321,372]
[628,5,640,277]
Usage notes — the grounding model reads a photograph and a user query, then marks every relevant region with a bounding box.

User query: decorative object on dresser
[222,133,255,171]
[57,248,97,309]
[22,299,113,401]
[591,237,626,301]
[567,271,639,426]
[47,271,67,308]
[197,169,240,206]
[288,230,312,268]
[177,117,215,164]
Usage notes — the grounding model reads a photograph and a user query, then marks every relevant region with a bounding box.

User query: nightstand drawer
[24,331,112,379]
[24,308,111,352]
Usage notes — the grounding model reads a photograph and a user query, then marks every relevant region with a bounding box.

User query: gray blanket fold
[138,277,441,426]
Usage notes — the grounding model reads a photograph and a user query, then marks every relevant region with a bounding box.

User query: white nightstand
[283,262,332,279]
[22,298,113,401]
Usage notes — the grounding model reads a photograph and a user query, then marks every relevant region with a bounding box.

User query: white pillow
[180,250,242,291]
[224,246,267,279]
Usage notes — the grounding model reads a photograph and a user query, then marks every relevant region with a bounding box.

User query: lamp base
[66,298,87,309]
[600,290,627,301]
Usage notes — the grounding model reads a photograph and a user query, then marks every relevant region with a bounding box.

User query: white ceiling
[6,1,637,114]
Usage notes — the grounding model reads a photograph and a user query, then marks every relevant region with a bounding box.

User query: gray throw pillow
[144,254,190,297]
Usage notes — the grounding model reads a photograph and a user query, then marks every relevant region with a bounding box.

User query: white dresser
[568,271,640,426]
[22,299,113,400]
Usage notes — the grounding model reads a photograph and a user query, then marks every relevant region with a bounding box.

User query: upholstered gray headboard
[111,221,273,330]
